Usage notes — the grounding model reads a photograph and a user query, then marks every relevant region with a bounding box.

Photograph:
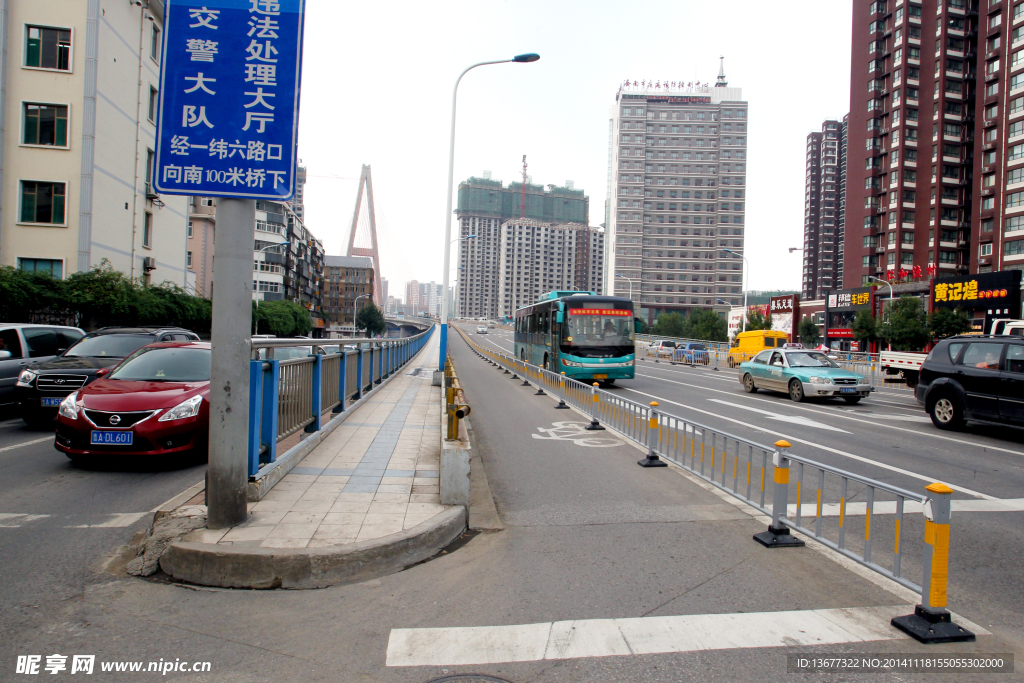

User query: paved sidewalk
[191,332,451,550]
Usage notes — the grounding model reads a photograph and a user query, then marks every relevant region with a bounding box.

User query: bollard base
[584,420,605,431]
[521,380,531,387]
[511,374,519,380]
[503,369,510,374]
[753,524,806,548]
[534,388,546,396]
[637,454,668,468]
[554,400,569,409]
[891,606,976,644]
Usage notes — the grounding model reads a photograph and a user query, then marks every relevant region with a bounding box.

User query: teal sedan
[738,349,871,403]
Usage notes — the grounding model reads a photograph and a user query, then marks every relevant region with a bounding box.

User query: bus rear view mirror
[635,319,643,334]
[556,311,564,324]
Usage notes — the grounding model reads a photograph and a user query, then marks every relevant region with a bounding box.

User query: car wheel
[742,373,757,393]
[929,393,964,430]
[789,379,805,403]
[843,396,862,404]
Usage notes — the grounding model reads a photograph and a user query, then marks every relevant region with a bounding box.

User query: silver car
[0,324,85,408]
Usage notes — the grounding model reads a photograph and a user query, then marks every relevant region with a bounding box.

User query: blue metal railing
[246,327,434,476]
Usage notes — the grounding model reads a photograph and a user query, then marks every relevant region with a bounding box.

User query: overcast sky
[298,0,853,297]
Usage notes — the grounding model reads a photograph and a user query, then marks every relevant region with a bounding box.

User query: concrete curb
[159,506,466,589]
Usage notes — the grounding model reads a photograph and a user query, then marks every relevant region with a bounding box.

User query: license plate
[41,397,64,407]
[840,387,857,394]
[90,430,133,446]
[593,373,608,379]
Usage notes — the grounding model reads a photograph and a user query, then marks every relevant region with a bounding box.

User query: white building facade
[497,219,604,318]
[0,0,189,285]
[605,61,747,323]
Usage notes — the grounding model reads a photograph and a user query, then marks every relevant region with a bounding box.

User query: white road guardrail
[457,326,976,644]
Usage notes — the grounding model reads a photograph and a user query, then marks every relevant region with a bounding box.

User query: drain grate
[422,676,514,683]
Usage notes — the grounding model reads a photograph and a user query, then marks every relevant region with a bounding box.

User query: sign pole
[207,197,256,528]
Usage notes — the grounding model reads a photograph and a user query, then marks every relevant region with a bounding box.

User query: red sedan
[54,342,210,462]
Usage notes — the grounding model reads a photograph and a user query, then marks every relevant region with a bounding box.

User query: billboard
[728,307,745,338]
[931,270,1022,318]
[769,294,797,339]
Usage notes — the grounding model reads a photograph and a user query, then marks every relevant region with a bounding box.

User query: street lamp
[440,53,540,372]
[788,247,804,253]
[722,248,749,332]
[615,274,638,300]
[353,293,371,338]
[868,275,894,351]
[254,241,290,335]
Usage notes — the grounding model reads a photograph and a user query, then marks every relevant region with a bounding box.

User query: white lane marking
[69,512,150,528]
[621,386,996,500]
[870,413,932,423]
[708,399,851,433]
[0,513,50,527]
[0,436,53,454]
[633,369,1024,458]
[386,605,988,667]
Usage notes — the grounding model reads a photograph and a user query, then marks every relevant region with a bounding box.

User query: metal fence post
[334,350,347,413]
[247,360,263,476]
[377,342,384,383]
[356,348,364,400]
[305,354,323,433]
[260,360,280,466]
[891,483,975,643]
[555,371,569,409]
[638,401,668,467]
[753,440,805,548]
[585,382,605,430]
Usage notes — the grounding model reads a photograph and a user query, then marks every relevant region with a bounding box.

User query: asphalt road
[465,326,1024,637]
[0,409,205,641]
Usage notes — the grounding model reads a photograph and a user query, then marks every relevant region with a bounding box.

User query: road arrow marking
[708,399,851,433]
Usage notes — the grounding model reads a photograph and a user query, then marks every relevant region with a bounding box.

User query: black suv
[15,327,200,427]
[917,335,1024,430]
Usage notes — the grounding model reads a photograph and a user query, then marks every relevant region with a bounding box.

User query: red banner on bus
[568,308,631,316]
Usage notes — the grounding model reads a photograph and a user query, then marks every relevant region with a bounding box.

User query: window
[984,173,996,187]
[17,257,62,278]
[987,82,1000,97]
[1012,121,1024,138]
[960,342,1004,370]
[1008,239,1024,255]
[1008,216,1024,232]
[25,26,71,71]
[187,250,193,268]
[20,181,65,224]
[983,218,996,233]
[150,25,161,62]
[991,13,1003,29]
[984,196,996,209]
[187,220,194,238]
[1013,96,1024,115]
[1007,191,1024,207]
[148,87,158,123]
[940,250,957,263]
[22,103,68,146]
[985,128,999,143]
[986,104,999,119]
[981,243,994,257]
[984,150,998,165]
[143,212,153,248]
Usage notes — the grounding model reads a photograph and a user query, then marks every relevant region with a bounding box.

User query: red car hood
[78,379,209,412]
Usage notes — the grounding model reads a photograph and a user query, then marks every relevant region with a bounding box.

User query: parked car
[476,326,488,334]
[54,342,211,462]
[738,349,870,403]
[917,335,1024,430]
[672,342,709,365]
[648,340,676,358]
[16,327,199,427]
[0,324,84,410]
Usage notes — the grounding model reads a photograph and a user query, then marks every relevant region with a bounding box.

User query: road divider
[454,325,976,643]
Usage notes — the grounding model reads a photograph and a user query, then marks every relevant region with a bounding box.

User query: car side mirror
[95,367,112,378]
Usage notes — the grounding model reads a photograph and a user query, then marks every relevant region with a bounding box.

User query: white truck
[879,350,927,388]
[990,319,1024,336]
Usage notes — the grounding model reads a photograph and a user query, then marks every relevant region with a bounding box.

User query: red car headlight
[158,395,204,422]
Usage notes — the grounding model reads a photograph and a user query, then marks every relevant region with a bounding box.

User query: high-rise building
[289,163,306,221]
[455,175,589,318]
[802,117,848,299]
[187,198,216,298]
[406,280,420,312]
[606,60,748,323]
[381,277,389,306]
[0,1,188,286]
[844,0,1018,286]
[497,220,604,317]
[324,255,373,335]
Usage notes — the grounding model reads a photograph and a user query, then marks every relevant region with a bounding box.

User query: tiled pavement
[194,334,450,549]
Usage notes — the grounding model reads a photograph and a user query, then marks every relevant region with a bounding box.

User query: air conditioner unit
[143,257,157,272]
[145,182,158,199]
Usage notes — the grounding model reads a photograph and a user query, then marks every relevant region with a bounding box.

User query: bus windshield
[562,311,634,357]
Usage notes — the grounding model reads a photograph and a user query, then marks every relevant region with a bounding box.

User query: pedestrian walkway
[192,332,451,549]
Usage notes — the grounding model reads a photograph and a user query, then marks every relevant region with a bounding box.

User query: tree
[252,300,312,337]
[930,307,972,339]
[798,317,820,347]
[683,309,728,342]
[878,295,930,351]
[745,309,772,331]
[356,302,387,337]
[652,311,686,337]
[851,309,877,348]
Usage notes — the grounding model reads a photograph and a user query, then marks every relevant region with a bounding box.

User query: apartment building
[496,220,604,317]
[455,174,589,319]
[802,117,849,299]
[606,60,748,323]
[0,0,188,285]
[186,197,215,297]
[324,255,373,335]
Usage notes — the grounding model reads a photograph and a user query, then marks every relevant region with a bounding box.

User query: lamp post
[722,248,749,332]
[868,275,894,351]
[353,293,371,338]
[439,53,540,372]
[254,241,290,335]
[615,274,638,300]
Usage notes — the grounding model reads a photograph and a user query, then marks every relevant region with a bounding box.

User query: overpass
[386,316,433,337]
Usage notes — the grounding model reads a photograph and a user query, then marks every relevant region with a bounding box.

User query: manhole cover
[423,676,514,683]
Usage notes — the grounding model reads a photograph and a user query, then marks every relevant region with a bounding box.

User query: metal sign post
[155,0,305,528]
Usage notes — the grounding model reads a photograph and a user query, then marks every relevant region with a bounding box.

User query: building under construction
[455,174,591,318]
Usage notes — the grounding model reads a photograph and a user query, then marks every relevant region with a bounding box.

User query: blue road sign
[154,0,305,200]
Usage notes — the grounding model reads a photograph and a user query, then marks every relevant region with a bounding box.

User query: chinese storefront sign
[931,270,1022,317]
[769,294,797,339]
[154,0,305,200]
[827,289,871,310]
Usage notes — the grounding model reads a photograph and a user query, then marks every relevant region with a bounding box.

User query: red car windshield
[109,347,211,382]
